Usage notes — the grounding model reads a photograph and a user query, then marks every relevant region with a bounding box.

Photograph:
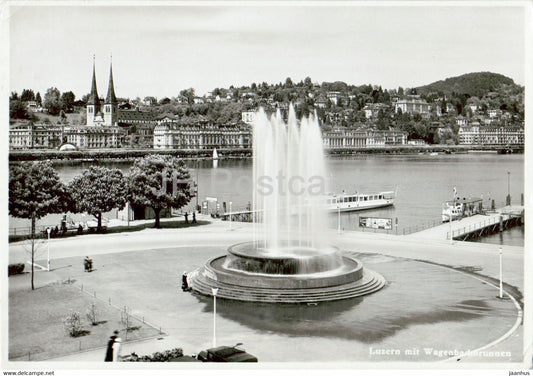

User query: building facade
[154,120,252,150]
[393,98,430,114]
[63,126,123,149]
[458,126,524,145]
[9,123,63,150]
[322,129,407,148]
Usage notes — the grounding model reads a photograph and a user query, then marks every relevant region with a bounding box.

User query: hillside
[415,72,517,97]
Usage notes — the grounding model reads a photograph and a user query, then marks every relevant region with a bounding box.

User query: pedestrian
[113,333,123,362]
[184,212,189,224]
[182,271,189,291]
[192,211,197,224]
[77,224,83,235]
[104,330,119,361]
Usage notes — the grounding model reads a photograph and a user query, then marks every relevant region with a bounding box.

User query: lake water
[9,153,524,246]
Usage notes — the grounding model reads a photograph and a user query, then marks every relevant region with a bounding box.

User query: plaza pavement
[7,214,527,364]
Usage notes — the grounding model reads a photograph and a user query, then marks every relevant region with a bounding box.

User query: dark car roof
[208,346,258,362]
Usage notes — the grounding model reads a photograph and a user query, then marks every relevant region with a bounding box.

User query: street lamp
[212,287,219,347]
[337,205,341,234]
[507,171,511,206]
[229,201,233,231]
[46,227,51,271]
[196,160,199,211]
[499,247,503,299]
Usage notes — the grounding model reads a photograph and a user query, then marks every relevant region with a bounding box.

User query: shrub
[123,348,184,362]
[63,311,83,337]
[8,263,25,276]
[86,303,99,326]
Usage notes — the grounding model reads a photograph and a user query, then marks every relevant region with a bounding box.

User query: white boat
[213,148,219,160]
[325,191,395,212]
[441,197,483,222]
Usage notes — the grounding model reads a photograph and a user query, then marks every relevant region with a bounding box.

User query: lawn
[9,274,161,361]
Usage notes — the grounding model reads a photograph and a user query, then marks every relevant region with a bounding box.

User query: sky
[8,2,527,100]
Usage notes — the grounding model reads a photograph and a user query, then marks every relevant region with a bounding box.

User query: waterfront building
[153,119,252,150]
[9,123,63,149]
[458,126,524,145]
[63,125,123,149]
[393,98,430,114]
[322,128,407,149]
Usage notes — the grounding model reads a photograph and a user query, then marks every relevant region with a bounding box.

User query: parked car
[196,344,258,362]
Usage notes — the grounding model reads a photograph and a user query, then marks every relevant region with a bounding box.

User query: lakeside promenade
[7,214,526,364]
[8,144,524,163]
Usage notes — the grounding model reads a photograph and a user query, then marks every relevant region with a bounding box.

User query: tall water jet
[252,106,327,251]
[189,106,386,303]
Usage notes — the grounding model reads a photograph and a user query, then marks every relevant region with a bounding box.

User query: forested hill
[415,72,517,97]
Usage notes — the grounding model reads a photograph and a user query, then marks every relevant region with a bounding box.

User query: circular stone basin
[188,242,386,302]
[223,241,345,275]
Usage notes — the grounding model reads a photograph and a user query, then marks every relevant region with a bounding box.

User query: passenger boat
[325,191,395,212]
[441,196,483,222]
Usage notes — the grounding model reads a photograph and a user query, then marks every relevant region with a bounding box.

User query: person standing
[192,211,197,224]
[184,212,189,224]
[112,333,122,361]
[104,330,119,361]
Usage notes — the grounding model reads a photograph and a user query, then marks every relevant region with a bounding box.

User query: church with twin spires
[86,57,118,127]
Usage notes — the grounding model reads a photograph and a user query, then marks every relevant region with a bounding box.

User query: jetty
[408,205,524,241]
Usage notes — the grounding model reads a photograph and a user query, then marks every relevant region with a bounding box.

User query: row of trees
[9,155,195,290]
[10,88,78,119]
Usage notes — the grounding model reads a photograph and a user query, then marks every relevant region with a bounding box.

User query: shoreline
[8,144,523,164]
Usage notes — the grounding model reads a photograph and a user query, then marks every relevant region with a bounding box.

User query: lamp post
[46,227,51,271]
[337,205,341,234]
[449,186,456,244]
[499,247,503,299]
[212,288,219,347]
[196,160,199,210]
[507,171,511,206]
[229,201,233,231]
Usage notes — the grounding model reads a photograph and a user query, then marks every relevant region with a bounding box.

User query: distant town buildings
[9,123,63,149]
[458,126,524,146]
[363,103,390,119]
[322,129,407,148]
[153,119,252,150]
[393,97,430,115]
[241,111,256,125]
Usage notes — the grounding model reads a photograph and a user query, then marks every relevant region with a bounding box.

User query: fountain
[188,107,385,303]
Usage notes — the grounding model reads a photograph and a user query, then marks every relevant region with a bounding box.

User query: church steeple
[105,57,117,105]
[103,55,118,126]
[87,55,100,108]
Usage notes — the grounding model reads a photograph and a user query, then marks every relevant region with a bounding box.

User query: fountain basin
[188,242,386,303]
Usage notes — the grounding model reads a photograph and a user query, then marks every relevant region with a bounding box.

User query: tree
[128,155,194,228]
[44,87,62,115]
[21,89,35,102]
[10,91,19,101]
[10,100,31,120]
[60,91,76,112]
[69,167,128,232]
[178,88,195,105]
[35,92,42,105]
[285,77,293,88]
[9,161,71,290]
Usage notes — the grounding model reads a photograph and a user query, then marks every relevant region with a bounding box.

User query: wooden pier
[409,206,524,241]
